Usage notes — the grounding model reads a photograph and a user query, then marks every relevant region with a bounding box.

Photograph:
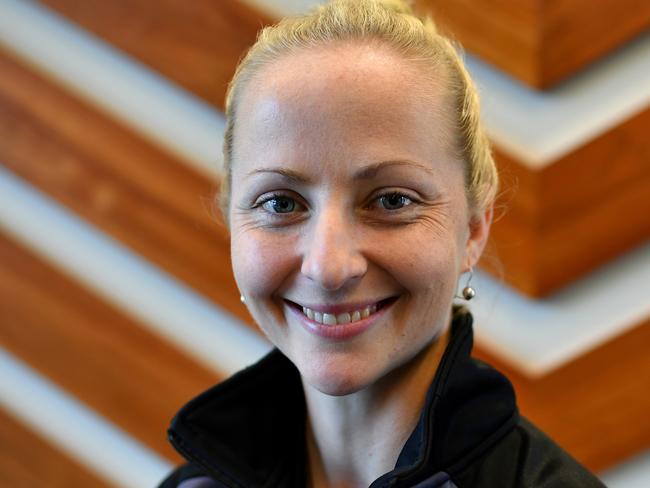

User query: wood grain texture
[0,48,251,322]
[0,408,113,488]
[417,0,650,88]
[474,318,650,472]
[486,107,650,296]
[417,0,542,86]
[39,0,270,109]
[0,231,221,463]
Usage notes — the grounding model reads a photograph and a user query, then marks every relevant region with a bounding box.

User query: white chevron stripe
[0,346,173,488]
[243,0,324,17]
[0,0,225,179]
[601,448,650,488]
[243,1,650,167]
[0,0,648,171]
[468,242,650,376]
[0,168,272,377]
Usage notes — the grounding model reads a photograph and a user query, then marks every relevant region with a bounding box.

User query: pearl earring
[240,295,246,304]
[462,268,476,300]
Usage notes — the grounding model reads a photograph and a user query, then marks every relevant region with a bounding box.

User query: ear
[463,204,493,272]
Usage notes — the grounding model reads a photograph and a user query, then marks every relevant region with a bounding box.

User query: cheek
[371,229,463,295]
[231,228,297,300]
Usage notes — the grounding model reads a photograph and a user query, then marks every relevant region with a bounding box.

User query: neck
[303,329,450,488]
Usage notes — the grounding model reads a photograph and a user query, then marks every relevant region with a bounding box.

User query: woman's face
[229,43,489,396]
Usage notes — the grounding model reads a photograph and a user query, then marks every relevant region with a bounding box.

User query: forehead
[233,42,456,172]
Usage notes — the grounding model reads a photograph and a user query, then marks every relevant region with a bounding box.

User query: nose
[300,207,367,291]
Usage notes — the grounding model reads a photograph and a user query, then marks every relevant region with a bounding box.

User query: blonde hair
[220,0,498,219]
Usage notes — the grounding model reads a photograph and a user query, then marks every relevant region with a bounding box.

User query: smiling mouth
[285,297,398,326]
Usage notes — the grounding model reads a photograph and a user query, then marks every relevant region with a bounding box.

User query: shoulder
[157,463,220,488]
[450,417,606,487]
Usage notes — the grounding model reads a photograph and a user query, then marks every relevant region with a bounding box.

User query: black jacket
[160,310,604,487]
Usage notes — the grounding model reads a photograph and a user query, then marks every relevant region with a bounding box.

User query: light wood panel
[474,318,650,473]
[0,407,113,488]
[0,231,221,462]
[0,48,250,322]
[417,0,650,88]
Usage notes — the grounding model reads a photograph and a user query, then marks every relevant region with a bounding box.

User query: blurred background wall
[0,0,649,486]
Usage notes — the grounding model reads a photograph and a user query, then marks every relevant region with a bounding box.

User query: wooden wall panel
[39,0,270,109]
[418,0,541,85]
[487,108,650,296]
[541,0,650,88]
[0,232,221,462]
[474,318,650,472]
[418,0,650,88]
[0,408,113,488]
[0,49,251,323]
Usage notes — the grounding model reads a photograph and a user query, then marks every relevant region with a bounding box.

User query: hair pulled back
[221,0,498,219]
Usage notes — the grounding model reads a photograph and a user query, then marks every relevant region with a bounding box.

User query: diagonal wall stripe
[1,0,648,174]
[246,0,650,166]
[0,167,271,376]
[470,240,650,376]
[602,448,650,487]
[470,33,650,166]
[0,0,225,178]
[0,347,172,488]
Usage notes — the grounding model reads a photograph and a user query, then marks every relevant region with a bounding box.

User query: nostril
[300,254,368,291]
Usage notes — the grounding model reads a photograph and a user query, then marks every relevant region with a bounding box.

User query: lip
[284,297,398,340]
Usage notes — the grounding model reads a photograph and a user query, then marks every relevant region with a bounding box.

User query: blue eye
[378,193,411,210]
[262,196,296,213]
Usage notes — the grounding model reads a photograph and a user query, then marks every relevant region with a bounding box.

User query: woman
[160,1,604,486]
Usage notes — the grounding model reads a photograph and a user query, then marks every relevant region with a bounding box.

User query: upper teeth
[301,304,378,325]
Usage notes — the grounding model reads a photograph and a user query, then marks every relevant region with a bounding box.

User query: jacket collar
[168,309,518,487]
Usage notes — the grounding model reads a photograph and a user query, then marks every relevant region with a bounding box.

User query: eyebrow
[245,159,435,183]
[354,159,435,180]
[245,167,312,184]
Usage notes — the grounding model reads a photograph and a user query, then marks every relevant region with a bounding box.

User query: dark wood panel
[417,0,541,86]
[474,318,650,472]
[542,0,650,89]
[0,232,221,462]
[39,0,270,109]
[0,49,251,323]
[486,107,650,296]
[417,0,650,88]
[0,407,113,488]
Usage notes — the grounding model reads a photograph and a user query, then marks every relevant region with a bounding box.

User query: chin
[300,359,378,397]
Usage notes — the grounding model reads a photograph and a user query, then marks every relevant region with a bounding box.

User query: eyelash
[253,190,417,218]
[370,191,415,211]
[255,193,304,215]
